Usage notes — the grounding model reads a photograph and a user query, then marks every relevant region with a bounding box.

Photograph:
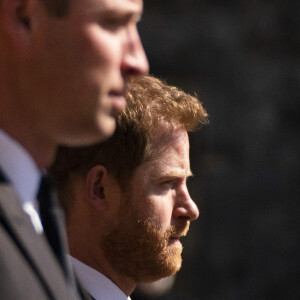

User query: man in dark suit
[0,0,148,299]
[49,75,208,299]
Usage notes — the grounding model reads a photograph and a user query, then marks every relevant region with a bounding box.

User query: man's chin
[133,245,183,283]
[95,113,117,142]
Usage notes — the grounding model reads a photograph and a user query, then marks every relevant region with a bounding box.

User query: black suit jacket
[0,169,88,300]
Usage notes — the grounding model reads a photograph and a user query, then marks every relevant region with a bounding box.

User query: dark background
[133,1,300,299]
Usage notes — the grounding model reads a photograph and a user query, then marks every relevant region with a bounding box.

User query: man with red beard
[49,75,208,299]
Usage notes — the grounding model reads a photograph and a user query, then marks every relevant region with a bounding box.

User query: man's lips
[109,91,127,113]
[168,223,190,244]
[169,234,186,243]
[168,236,182,245]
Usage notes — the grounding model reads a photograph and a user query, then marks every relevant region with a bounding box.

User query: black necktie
[0,168,8,183]
[37,174,69,279]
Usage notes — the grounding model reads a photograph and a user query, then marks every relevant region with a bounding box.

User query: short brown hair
[39,0,70,17]
[49,75,208,214]
[0,1,70,19]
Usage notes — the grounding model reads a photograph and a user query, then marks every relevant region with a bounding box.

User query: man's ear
[85,165,108,211]
[0,0,32,48]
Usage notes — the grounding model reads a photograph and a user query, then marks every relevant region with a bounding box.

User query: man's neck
[0,123,56,169]
[69,254,134,299]
[69,238,136,296]
[0,88,58,169]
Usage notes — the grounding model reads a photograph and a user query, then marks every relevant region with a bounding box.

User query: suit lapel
[0,181,76,299]
[79,285,95,300]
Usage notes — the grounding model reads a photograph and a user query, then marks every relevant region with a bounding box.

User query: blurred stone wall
[133,1,300,299]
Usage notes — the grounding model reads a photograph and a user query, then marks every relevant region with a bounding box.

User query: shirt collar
[68,255,130,300]
[0,128,40,207]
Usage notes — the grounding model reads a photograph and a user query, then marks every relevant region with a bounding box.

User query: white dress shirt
[69,255,131,300]
[0,128,43,233]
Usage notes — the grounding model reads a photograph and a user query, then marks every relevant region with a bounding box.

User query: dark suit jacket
[0,170,87,300]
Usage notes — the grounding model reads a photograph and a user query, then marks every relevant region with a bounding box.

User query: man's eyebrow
[98,7,142,22]
[187,170,194,178]
[155,169,194,179]
[133,11,143,23]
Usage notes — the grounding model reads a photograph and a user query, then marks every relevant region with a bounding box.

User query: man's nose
[121,27,149,76]
[173,184,200,221]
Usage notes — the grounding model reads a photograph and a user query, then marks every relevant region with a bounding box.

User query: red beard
[102,210,190,283]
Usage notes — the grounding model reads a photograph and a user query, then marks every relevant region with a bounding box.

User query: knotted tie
[37,174,69,279]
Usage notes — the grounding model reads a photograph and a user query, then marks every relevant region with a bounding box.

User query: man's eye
[163,180,173,185]
[161,179,175,188]
[100,18,123,30]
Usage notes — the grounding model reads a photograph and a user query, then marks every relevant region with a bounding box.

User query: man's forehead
[88,0,143,14]
[140,146,192,179]
[150,128,190,154]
